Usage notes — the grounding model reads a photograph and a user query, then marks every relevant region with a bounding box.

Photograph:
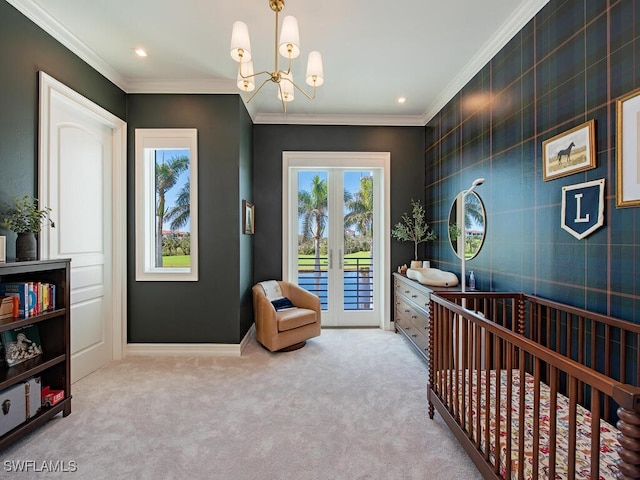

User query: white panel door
[45,89,113,382]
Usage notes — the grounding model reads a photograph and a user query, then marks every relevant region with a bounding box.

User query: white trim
[126,78,237,94]
[127,324,256,357]
[8,0,127,91]
[282,152,391,330]
[134,129,199,282]
[254,112,426,127]
[38,71,128,361]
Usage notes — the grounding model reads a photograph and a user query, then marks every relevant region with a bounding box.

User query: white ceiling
[8,0,549,125]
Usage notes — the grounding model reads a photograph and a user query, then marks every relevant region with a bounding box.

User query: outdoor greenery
[162,232,191,257]
[2,196,55,234]
[390,199,436,261]
[162,254,191,267]
[297,174,375,270]
[155,154,189,267]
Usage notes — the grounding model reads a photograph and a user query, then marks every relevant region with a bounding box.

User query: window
[135,129,198,281]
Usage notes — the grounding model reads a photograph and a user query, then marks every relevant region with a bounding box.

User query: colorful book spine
[0,282,57,319]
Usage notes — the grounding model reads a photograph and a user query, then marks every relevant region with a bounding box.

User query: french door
[283,152,390,328]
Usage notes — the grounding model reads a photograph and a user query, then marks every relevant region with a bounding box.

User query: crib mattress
[439,369,621,479]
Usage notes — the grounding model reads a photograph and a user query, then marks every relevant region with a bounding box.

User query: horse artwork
[556,141,575,164]
[542,120,596,181]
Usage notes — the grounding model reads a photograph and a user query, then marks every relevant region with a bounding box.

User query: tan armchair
[252,281,321,352]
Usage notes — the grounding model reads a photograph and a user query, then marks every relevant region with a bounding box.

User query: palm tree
[298,175,328,271]
[344,176,374,254]
[165,182,190,231]
[155,155,188,267]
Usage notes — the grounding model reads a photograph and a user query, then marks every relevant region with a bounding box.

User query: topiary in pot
[391,199,436,267]
[2,196,55,261]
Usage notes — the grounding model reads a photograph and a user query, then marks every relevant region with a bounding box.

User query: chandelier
[230,0,324,112]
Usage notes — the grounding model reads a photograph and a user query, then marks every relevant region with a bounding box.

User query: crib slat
[484,331,491,463]
[505,346,513,478]
[532,358,541,480]
[548,366,558,480]
[493,336,502,476]
[566,312,572,361]
[590,389,601,480]
[518,357,526,480]
[568,376,578,479]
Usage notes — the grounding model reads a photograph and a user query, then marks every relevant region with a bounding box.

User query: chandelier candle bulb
[306,51,324,86]
[237,61,255,91]
[230,21,252,62]
[277,71,295,101]
[279,16,300,58]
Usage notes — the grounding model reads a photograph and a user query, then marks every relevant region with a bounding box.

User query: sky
[155,149,190,232]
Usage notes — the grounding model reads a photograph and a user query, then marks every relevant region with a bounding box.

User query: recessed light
[397,97,407,104]
[134,48,148,57]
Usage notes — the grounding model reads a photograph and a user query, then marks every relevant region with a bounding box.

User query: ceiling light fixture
[134,48,148,57]
[230,0,324,112]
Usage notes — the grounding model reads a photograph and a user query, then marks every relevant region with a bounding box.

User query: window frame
[135,128,199,281]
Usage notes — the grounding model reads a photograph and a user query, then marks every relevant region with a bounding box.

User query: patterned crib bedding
[440,369,621,479]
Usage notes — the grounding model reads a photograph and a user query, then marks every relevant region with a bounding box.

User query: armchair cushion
[277,307,317,332]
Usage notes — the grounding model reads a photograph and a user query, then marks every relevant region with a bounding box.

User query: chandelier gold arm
[244,77,273,104]
[284,75,318,100]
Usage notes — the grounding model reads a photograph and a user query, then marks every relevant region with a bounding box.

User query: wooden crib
[428,292,640,479]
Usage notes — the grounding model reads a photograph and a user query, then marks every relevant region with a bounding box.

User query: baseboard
[126,323,256,357]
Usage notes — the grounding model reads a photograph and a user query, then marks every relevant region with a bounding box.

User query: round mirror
[448,191,486,260]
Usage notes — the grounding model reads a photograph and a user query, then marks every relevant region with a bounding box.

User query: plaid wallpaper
[425,0,640,323]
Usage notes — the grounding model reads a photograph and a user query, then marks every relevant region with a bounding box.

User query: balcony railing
[297,256,373,310]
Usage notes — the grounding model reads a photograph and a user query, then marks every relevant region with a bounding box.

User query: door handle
[328,250,333,269]
[338,249,343,270]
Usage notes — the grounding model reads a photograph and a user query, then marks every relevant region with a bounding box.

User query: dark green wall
[0,0,126,259]
[126,94,254,343]
[252,125,425,283]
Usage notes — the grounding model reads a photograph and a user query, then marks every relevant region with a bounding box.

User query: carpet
[1,329,481,479]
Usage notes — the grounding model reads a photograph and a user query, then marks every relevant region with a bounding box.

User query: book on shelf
[0,296,17,320]
[0,282,57,319]
[0,324,43,366]
[0,283,30,318]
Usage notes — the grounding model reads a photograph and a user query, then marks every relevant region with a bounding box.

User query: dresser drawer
[394,277,431,312]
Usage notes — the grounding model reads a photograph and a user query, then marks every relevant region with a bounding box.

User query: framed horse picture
[542,119,596,181]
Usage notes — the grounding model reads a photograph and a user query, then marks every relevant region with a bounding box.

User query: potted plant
[2,196,55,261]
[391,199,436,268]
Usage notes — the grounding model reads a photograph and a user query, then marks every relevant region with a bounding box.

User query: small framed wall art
[616,87,640,207]
[242,200,254,234]
[542,119,596,181]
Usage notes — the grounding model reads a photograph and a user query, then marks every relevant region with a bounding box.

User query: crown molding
[10,0,549,127]
[126,78,237,94]
[253,112,426,126]
[7,0,128,91]
[421,0,550,124]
